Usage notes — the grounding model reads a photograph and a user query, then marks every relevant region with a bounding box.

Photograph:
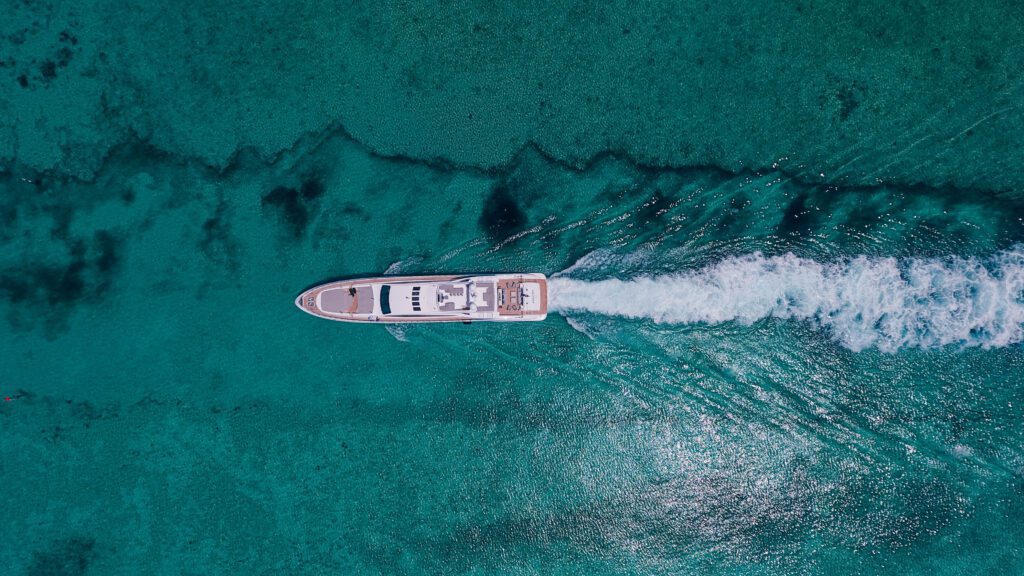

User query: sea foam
[549,249,1024,351]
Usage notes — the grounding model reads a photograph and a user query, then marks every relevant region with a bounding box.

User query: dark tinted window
[380,285,392,315]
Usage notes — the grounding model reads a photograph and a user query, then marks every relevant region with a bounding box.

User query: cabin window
[380,285,392,315]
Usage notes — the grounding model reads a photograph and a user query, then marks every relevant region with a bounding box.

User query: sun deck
[320,286,374,314]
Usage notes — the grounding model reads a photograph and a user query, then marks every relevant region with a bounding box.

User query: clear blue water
[2,2,1024,574]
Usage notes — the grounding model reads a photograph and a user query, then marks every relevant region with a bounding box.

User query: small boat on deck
[295,274,548,323]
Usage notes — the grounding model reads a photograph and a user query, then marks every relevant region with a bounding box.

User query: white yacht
[295,274,547,323]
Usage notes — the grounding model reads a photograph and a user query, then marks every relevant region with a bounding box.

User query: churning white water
[549,249,1024,351]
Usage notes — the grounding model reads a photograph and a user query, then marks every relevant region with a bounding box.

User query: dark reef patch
[199,198,239,268]
[778,194,816,236]
[717,194,752,233]
[67,398,119,429]
[93,231,120,276]
[339,201,370,221]
[48,207,74,243]
[39,60,56,80]
[57,47,73,68]
[261,178,326,238]
[0,227,123,332]
[836,86,861,122]
[26,537,96,576]
[819,80,866,123]
[262,186,308,237]
[20,393,123,443]
[54,241,88,304]
[842,203,881,232]
[1,203,19,242]
[300,178,325,201]
[478,184,526,240]
[12,29,81,89]
[634,190,671,227]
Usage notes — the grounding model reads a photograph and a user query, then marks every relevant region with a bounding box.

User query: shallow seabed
[3,1,1024,575]
[1,135,1022,574]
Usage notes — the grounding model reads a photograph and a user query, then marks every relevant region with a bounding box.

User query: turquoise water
[3,2,1024,574]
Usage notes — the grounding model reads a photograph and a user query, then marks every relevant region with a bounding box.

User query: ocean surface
[3,1,1024,574]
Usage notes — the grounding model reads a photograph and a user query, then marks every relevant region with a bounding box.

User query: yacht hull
[295,274,548,323]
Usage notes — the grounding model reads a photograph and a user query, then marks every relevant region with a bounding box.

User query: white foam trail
[549,249,1024,351]
[384,257,422,275]
[564,316,596,340]
[385,324,409,342]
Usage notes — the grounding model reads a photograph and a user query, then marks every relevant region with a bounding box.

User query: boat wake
[549,248,1024,351]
